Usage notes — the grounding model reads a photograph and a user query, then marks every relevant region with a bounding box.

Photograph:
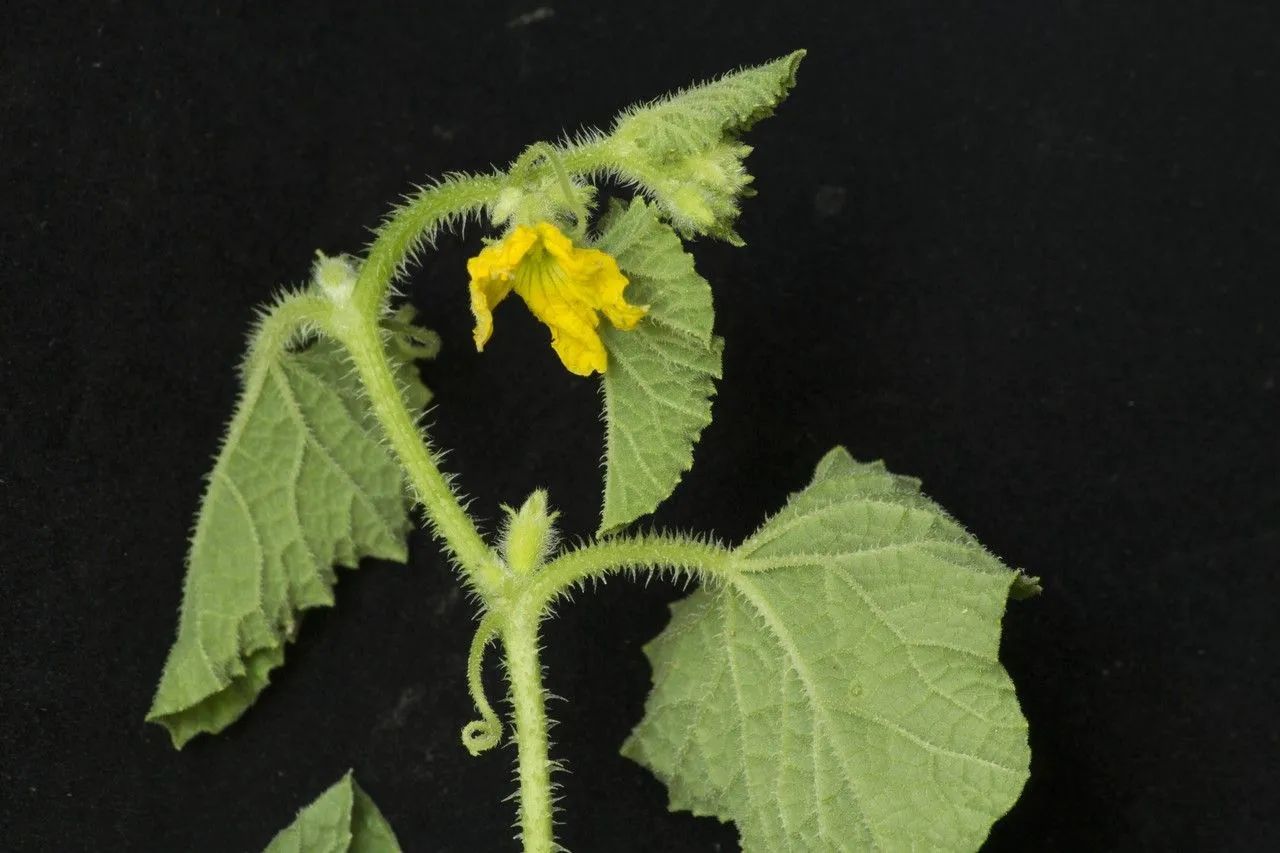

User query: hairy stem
[349,142,620,320]
[243,291,333,375]
[503,606,555,853]
[530,535,733,613]
[330,312,503,598]
[513,142,591,238]
[486,534,732,852]
[352,173,506,317]
[551,137,614,176]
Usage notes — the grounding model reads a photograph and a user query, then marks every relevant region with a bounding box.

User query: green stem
[529,535,733,614]
[352,173,506,317]
[514,142,590,238]
[490,534,730,853]
[502,606,555,853]
[329,311,503,599]
[347,136,630,320]
[296,141,741,853]
[551,137,614,176]
[243,291,333,376]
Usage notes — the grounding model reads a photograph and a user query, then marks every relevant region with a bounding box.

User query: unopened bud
[312,252,357,303]
[501,489,559,575]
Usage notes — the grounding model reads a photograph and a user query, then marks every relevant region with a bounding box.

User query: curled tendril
[461,612,503,756]
[462,719,500,756]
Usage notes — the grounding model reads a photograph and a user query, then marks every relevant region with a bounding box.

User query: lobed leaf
[595,199,722,535]
[147,334,428,748]
[623,447,1031,852]
[263,772,403,853]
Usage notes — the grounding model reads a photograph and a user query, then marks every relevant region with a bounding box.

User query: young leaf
[263,772,403,853]
[611,50,806,157]
[604,50,804,240]
[147,335,428,748]
[622,447,1031,852]
[595,199,722,535]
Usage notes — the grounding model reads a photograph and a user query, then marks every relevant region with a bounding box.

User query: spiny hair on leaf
[610,51,804,150]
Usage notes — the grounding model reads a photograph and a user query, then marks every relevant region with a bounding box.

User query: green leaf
[263,772,404,853]
[622,447,1031,852]
[612,50,806,157]
[594,199,722,535]
[147,334,429,748]
[605,50,805,241]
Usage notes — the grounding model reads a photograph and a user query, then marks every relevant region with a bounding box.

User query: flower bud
[312,252,357,303]
[501,489,559,575]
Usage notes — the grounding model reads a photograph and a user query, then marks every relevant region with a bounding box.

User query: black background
[3,1,1278,851]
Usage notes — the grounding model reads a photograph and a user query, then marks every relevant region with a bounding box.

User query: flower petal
[466,226,540,351]
[578,248,647,331]
[469,274,513,351]
[464,221,647,375]
[517,256,608,376]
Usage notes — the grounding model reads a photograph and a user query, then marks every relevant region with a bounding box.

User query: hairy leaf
[605,50,804,241]
[147,335,428,747]
[595,199,722,535]
[623,447,1031,851]
[263,773,403,853]
[612,50,806,156]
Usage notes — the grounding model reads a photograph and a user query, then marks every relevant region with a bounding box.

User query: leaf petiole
[529,535,734,614]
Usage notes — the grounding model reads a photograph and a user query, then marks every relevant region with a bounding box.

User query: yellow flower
[467,222,647,376]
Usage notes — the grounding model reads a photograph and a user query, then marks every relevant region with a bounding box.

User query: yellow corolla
[467,222,647,376]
